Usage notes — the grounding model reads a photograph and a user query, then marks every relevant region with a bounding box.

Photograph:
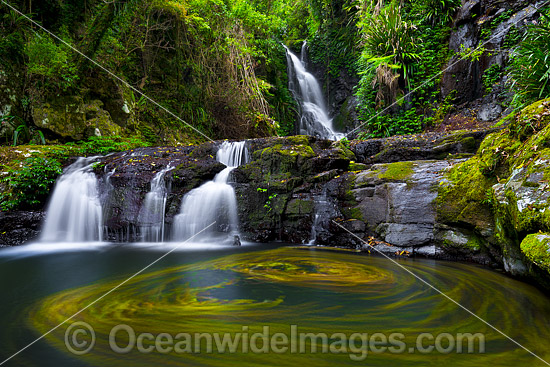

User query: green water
[1,244,550,366]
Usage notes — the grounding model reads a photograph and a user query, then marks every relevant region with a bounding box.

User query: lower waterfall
[172,141,249,242]
[41,157,103,242]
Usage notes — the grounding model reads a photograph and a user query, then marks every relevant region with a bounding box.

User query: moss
[285,199,314,216]
[285,135,311,146]
[260,143,315,159]
[333,140,356,160]
[348,162,368,171]
[477,131,520,177]
[460,136,477,152]
[503,188,550,233]
[465,236,483,251]
[341,207,363,221]
[437,156,496,228]
[339,174,363,221]
[509,98,550,141]
[378,161,415,181]
[520,233,550,272]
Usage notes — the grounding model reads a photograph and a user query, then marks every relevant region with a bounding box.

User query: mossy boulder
[233,136,354,243]
[520,233,550,272]
[83,100,123,137]
[378,161,415,181]
[437,156,496,233]
[509,98,550,141]
[32,96,123,141]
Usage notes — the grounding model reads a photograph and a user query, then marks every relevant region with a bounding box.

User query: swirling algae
[29,247,550,366]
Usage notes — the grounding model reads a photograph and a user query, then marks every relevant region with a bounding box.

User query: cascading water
[284,42,343,141]
[41,157,103,242]
[138,166,173,242]
[308,189,340,245]
[172,141,249,242]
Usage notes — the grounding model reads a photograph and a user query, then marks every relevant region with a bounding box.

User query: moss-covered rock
[437,156,496,232]
[32,96,126,141]
[378,161,415,181]
[509,98,550,141]
[520,233,550,272]
[83,100,122,137]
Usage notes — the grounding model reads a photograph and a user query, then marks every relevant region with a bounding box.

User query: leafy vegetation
[0,134,152,211]
[354,0,456,137]
[0,0,305,145]
[0,0,548,146]
[0,157,62,210]
[509,9,550,107]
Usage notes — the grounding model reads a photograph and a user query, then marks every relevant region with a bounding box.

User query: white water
[285,43,343,141]
[172,141,249,241]
[138,166,173,242]
[308,189,339,245]
[41,157,103,242]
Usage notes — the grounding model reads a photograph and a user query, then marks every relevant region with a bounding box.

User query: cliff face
[440,0,542,122]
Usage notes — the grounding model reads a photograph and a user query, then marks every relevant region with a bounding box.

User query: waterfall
[172,141,249,242]
[41,157,103,242]
[308,189,339,245]
[284,42,343,141]
[138,166,173,242]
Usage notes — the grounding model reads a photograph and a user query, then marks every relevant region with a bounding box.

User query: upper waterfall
[284,42,343,141]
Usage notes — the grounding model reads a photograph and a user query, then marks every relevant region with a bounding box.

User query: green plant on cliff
[509,9,550,106]
[25,33,79,93]
[0,157,63,211]
[307,0,360,78]
[1,115,45,146]
[354,0,452,137]
[411,0,460,24]
[482,64,503,94]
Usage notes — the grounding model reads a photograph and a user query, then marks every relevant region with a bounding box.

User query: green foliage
[0,157,63,210]
[456,45,487,62]
[307,0,360,78]
[0,8,27,67]
[480,9,514,40]
[410,0,460,24]
[0,115,45,146]
[483,64,503,94]
[68,135,153,155]
[354,0,452,138]
[359,1,420,83]
[25,33,79,92]
[509,9,550,106]
[264,193,278,212]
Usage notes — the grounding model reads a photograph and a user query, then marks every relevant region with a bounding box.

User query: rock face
[350,129,497,164]
[351,161,447,251]
[95,144,224,241]
[440,0,541,120]
[0,211,44,246]
[32,97,124,141]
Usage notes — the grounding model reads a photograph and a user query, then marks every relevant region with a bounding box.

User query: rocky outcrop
[350,128,498,164]
[94,144,224,241]
[435,98,550,284]
[0,211,44,246]
[32,96,124,141]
